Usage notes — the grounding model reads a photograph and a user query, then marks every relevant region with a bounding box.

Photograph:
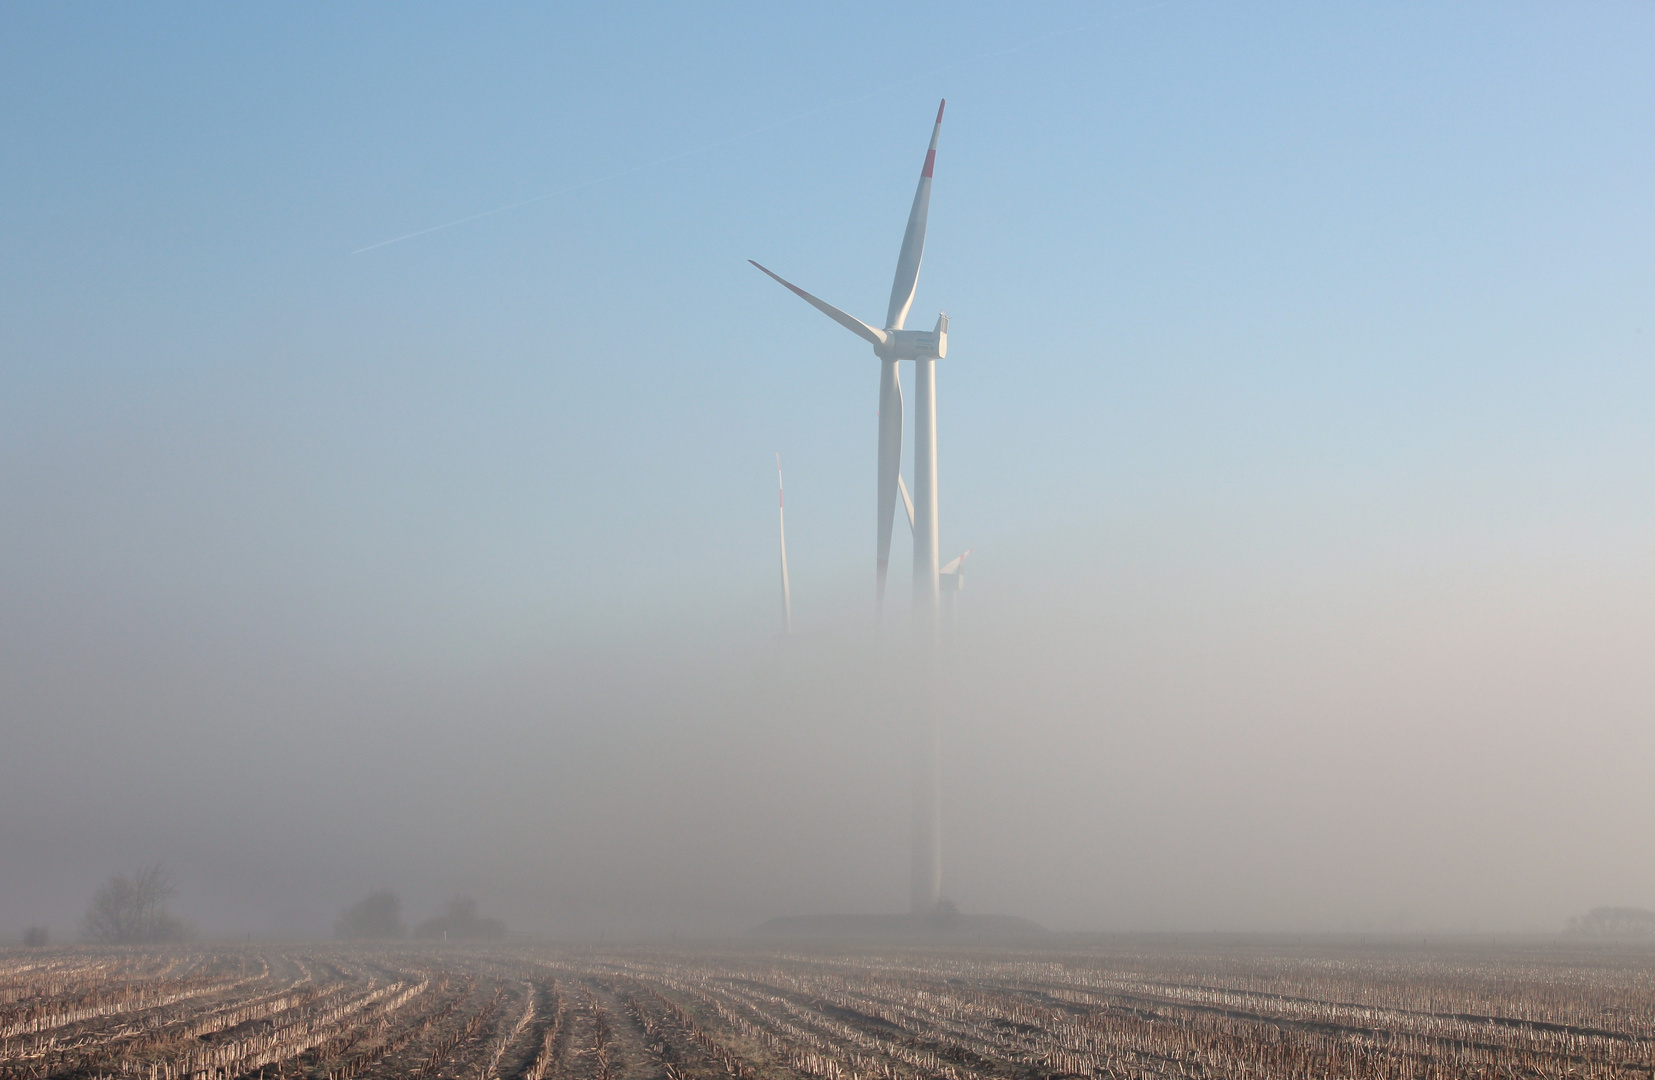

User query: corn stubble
[4,940,1655,1079]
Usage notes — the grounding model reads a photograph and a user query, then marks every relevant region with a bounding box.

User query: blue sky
[4,3,1655,934]
[6,3,1653,639]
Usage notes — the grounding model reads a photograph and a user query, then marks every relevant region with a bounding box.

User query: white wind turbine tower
[777,453,792,635]
[751,99,951,914]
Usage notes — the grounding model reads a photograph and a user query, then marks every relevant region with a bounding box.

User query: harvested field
[5,939,1655,1079]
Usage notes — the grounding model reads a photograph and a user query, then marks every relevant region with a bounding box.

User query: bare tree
[82,864,188,944]
[22,926,48,947]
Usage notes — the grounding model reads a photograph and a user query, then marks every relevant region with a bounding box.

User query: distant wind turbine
[777,454,792,635]
[939,548,970,604]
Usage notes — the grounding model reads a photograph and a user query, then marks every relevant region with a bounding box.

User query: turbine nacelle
[875,313,948,361]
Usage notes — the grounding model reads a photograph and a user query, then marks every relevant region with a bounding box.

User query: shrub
[1566,907,1655,937]
[335,890,407,939]
[415,895,505,940]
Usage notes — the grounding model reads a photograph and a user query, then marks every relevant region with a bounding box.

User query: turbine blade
[875,360,904,611]
[940,548,971,576]
[778,453,792,634]
[897,473,916,533]
[884,99,945,331]
[749,260,887,347]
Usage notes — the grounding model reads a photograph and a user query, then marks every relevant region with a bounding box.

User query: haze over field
[4,3,1655,939]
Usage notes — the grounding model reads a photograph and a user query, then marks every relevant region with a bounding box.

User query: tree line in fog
[13,865,507,944]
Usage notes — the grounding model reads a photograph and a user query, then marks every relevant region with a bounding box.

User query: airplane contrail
[350,20,1110,255]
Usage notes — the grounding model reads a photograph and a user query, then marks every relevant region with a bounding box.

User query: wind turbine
[751,99,950,914]
[749,98,948,617]
[777,453,792,635]
[939,548,970,624]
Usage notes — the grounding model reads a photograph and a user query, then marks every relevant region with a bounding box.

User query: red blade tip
[936,99,946,124]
